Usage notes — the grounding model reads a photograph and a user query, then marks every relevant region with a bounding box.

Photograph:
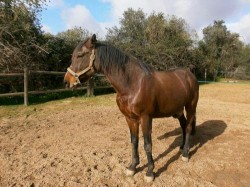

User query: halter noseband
[67,49,95,86]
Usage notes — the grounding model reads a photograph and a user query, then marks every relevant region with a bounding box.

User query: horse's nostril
[64,80,69,88]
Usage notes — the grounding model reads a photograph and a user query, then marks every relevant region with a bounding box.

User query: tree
[199,20,243,80]
[57,27,91,47]
[106,8,194,71]
[145,13,193,69]
[235,45,250,79]
[106,8,146,57]
[0,0,47,72]
[42,27,91,72]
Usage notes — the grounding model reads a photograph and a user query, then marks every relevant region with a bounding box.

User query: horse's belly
[153,99,185,118]
[152,112,173,118]
[152,108,184,118]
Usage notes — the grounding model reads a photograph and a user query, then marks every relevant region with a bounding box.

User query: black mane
[95,43,153,75]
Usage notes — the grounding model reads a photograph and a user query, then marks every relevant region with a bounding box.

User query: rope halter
[67,49,95,86]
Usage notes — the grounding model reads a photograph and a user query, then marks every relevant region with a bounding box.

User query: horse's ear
[85,34,97,49]
[91,34,97,44]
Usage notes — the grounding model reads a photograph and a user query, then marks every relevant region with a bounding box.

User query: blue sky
[41,0,250,43]
[41,0,112,36]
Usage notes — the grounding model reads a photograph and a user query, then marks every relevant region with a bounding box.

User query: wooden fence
[0,68,112,106]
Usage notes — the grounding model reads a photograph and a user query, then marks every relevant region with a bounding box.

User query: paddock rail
[0,68,111,106]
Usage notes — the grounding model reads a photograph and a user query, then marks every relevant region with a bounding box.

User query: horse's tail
[191,113,196,135]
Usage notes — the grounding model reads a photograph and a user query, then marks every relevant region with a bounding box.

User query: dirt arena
[0,83,250,187]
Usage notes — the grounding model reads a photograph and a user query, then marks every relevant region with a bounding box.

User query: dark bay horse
[64,34,199,182]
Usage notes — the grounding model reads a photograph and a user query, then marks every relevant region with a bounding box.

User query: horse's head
[64,34,97,88]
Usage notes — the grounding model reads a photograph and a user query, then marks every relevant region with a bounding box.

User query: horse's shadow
[137,120,227,178]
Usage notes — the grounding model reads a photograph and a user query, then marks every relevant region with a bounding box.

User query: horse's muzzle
[64,80,69,88]
[64,72,72,88]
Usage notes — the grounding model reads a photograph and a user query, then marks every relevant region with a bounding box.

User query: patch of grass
[0,104,36,119]
[0,88,116,119]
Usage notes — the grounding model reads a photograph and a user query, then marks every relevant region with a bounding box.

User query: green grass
[0,93,116,119]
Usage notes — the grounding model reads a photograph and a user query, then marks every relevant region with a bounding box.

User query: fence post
[87,78,94,97]
[205,68,207,84]
[24,67,29,106]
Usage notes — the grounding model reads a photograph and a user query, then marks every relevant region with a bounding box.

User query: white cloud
[228,14,250,43]
[41,24,53,34]
[105,0,246,28]
[61,5,105,37]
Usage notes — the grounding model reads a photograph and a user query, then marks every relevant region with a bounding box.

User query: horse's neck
[103,63,144,94]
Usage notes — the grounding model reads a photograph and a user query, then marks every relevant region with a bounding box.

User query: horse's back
[154,68,198,93]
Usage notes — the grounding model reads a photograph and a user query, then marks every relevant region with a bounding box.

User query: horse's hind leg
[182,96,198,162]
[191,115,196,135]
[182,79,199,161]
[182,111,196,162]
[178,114,187,150]
[125,117,140,176]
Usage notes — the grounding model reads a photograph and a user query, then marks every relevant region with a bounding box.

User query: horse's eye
[77,50,89,58]
[77,52,84,57]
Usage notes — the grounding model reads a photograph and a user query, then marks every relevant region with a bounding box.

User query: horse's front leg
[125,117,140,176]
[141,115,154,182]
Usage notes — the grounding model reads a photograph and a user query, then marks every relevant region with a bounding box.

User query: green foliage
[106,9,194,71]
[198,20,244,80]
[106,8,146,58]
[42,27,91,72]
[57,27,91,46]
[106,10,249,80]
[0,0,48,72]
[27,27,92,91]
[0,2,92,92]
[236,45,250,79]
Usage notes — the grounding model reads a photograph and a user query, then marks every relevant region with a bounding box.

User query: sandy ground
[0,83,250,187]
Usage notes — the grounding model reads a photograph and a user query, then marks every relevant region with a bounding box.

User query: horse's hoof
[144,175,154,183]
[182,155,189,162]
[125,169,135,176]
